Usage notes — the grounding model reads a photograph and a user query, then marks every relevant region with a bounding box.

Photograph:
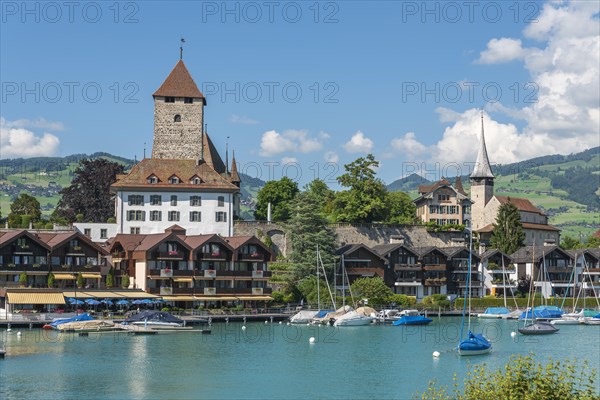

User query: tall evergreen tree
[54,158,124,223]
[286,192,337,280]
[491,199,525,254]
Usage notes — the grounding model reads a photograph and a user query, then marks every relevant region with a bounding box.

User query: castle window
[190,211,201,222]
[130,227,140,234]
[218,196,225,207]
[184,98,193,104]
[174,114,181,122]
[171,195,178,206]
[100,229,107,239]
[150,211,162,221]
[150,195,162,206]
[168,176,180,184]
[216,212,227,222]
[165,97,175,103]
[128,195,144,206]
[190,196,202,207]
[191,176,202,185]
[127,210,145,221]
[168,211,180,222]
[147,175,159,184]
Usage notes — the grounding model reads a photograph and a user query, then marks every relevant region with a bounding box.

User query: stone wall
[152,97,204,159]
[233,222,467,257]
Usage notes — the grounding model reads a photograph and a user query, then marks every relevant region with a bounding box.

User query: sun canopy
[7,291,66,305]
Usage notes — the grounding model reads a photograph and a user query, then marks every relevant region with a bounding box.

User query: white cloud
[390,132,430,160]
[343,131,374,154]
[259,129,323,157]
[324,151,339,163]
[230,114,259,125]
[281,156,298,165]
[0,125,60,159]
[476,38,529,64]
[0,117,64,131]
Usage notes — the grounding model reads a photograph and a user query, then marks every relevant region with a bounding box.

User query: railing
[423,264,447,271]
[239,253,264,261]
[154,251,185,260]
[0,264,51,272]
[424,278,447,286]
[199,252,227,260]
[393,264,421,271]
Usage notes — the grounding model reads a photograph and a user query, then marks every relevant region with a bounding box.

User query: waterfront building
[479,249,514,297]
[573,248,600,298]
[414,177,472,226]
[336,244,391,290]
[107,225,272,305]
[0,229,107,289]
[373,243,423,298]
[469,113,560,245]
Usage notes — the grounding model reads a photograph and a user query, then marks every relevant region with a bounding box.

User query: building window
[168,211,180,221]
[84,228,91,237]
[190,211,201,222]
[150,195,162,206]
[438,194,450,201]
[100,229,107,239]
[130,227,140,234]
[429,205,438,214]
[150,211,162,221]
[191,176,202,185]
[127,210,146,221]
[184,97,193,104]
[216,211,227,222]
[165,97,175,103]
[171,195,178,206]
[190,196,202,206]
[174,114,181,122]
[168,176,180,184]
[147,175,159,184]
[127,195,144,206]
[218,196,225,207]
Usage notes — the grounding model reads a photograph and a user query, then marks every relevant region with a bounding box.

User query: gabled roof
[372,243,418,258]
[418,178,451,195]
[110,157,238,192]
[441,246,480,262]
[230,155,240,183]
[134,232,192,253]
[336,244,387,262]
[412,246,448,259]
[510,245,573,264]
[153,60,205,100]
[224,236,272,260]
[480,249,512,263]
[495,196,546,216]
[414,178,471,203]
[471,112,494,179]
[0,230,51,251]
[182,234,233,253]
[203,132,226,174]
[477,221,560,234]
[35,231,107,255]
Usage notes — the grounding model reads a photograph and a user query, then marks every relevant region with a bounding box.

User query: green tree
[297,275,334,308]
[586,235,600,248]
[106,267,115,288]
[490,199,525,255]
[18,271,28,287]
[304,179,335,215]
[385,191,417,224]
[254,177,299,221]
[47,272,55,288]
[349,276,393,307]
[121,274,130,289]
[420,354,598,400]
[331,154,388,223]
[560,236,583,250]
[54,158,125,223]
[287,192,337,280]
[9,193,41,227]
[76,273,84,288]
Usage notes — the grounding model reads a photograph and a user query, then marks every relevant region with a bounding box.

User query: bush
[387,294,416,308]
[422,294,451,309]
[419,354,598,399]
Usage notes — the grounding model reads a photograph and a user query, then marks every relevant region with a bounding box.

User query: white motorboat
[550,317,583,325]
[333,310,374,326]
[290,310,319,324]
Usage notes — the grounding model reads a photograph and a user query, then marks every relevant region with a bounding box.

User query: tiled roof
[510,245,573,263]
[111,158,239,192]
[35,231,107,254]
[477,221,560,233]
[454,176,467,196]
[182,234,233,252]
[203,132,226,174]
[471,113,495,179]
[0,230,51,250]
[371,243,417,256]
[336,244,387,262]
[480,249,512,263]
[153,60,204,99]
[230,156,240,183]
[495,196,545,215]
[418,179,451,195]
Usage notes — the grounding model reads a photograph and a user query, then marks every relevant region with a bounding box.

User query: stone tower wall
[152,97,204,159]
[470,178,494,230]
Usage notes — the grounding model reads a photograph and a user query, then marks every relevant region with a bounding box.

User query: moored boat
[458,331,492,356]
[333,310,374,326]
[392,310,433,326]
[477,307,510,319]
[518,321,559,335]
[122,311,184,329]
[56,320,116,332]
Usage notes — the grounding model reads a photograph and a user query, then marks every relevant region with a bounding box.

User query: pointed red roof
[153,60,204,99]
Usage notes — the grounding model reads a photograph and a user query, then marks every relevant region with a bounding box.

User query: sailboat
[518,247,559,335]
[332,252,374,326]
[478,252,514,318]
[458,228,492,356]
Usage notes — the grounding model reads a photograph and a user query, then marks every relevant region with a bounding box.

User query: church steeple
[471,111,494,179]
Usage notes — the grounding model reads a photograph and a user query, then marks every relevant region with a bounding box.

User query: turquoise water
[1,318,599,399]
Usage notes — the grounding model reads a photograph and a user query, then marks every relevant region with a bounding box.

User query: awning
[236,296,274,301]
[63,291,94,299]
[79,291,125,298]
[110,291,159,299]
[53,273,75,280]
[194,296,238,301]
[162,296,196,301]
[7,291,66,305]
[173,277,193,283]
[82,273,101,279]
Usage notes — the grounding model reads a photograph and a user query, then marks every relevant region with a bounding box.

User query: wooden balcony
[0,264,51,273]
[423,264,447,271]
[153,251,185,260]
[198,252,227,261]
[393,264,421,271]
[239,253,264,262]
[424,278,447,286]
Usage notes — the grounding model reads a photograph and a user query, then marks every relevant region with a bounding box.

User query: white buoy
[511,331,516,337]
[265,320,268,324]
[287,322,290,326]
[17,331,22,336]
[6,328,11,333]
[433,351,440,358]
[309,337,316,344]
[242,325,247,331]
[279,321,282,324]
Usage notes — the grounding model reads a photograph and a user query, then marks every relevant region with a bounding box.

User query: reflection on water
[0,319,599,399]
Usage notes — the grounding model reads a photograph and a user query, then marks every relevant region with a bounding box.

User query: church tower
[470,112,495,230]
[151,60,206,159]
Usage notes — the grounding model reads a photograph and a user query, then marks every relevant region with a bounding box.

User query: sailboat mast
[317,244,320,311]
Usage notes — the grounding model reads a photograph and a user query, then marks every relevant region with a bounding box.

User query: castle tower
[151,60,206,159]
[470,112,495,230]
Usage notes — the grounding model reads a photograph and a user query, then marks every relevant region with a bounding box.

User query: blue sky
[1,1,598,186]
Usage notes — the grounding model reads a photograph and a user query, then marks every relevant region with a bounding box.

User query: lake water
[1,318,599,399]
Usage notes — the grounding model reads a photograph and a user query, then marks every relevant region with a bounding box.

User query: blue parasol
[116,299,130,306]
[68,298,84,305]
[86,299,101,306]
[100,299,114,305]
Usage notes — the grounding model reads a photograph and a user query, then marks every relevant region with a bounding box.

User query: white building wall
[73,223,118,243]
[134,261,147,290]
[115,190,235,236]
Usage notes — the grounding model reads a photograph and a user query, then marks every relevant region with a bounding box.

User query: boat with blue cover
[392,310,433,326]
[458,331,492,355]
[519,306,563,321]
[477,307,510,319]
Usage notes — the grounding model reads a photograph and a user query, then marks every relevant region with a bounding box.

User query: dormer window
[147,175,159,184]
[191,176,202,185]
[184,98,193,104]
[165,97,175,103]
[174,114,181,122]
[168,175,180,184]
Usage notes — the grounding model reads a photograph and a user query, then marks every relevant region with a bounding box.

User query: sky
[1,0,599,186]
